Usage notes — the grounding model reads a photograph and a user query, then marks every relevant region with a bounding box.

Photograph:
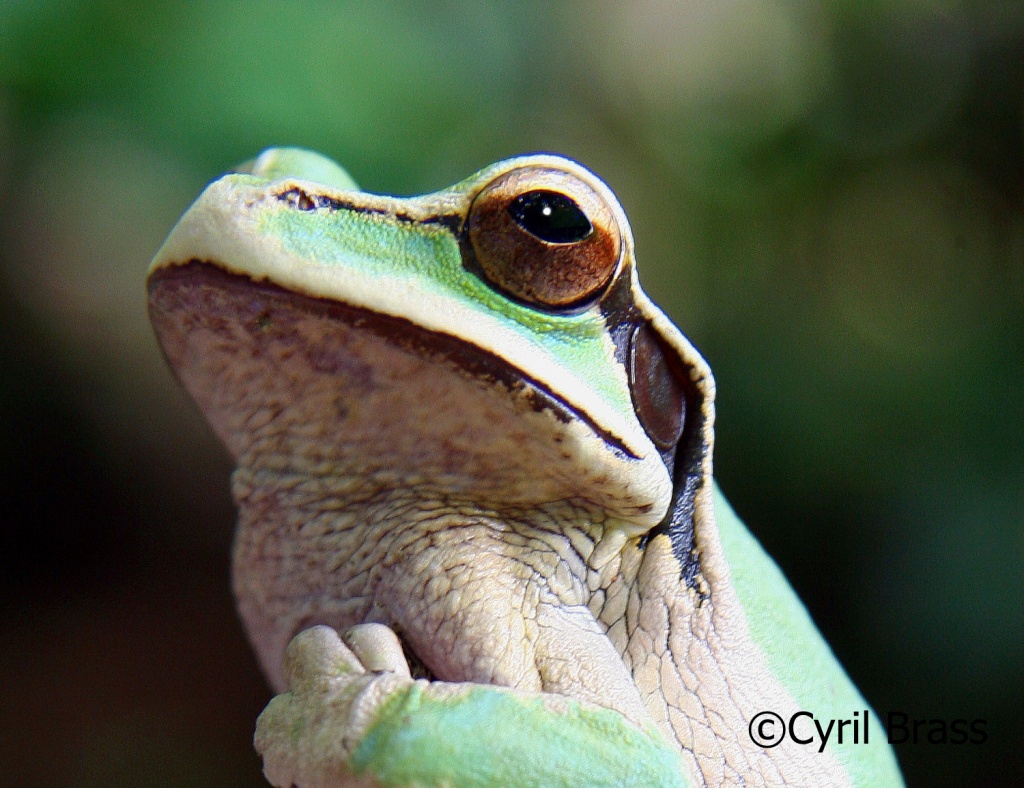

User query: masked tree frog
[147,148,903,787]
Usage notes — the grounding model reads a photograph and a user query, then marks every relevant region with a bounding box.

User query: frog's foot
[257,624,689,787]
[255,623,413,788]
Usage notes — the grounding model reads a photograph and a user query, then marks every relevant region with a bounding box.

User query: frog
[147,148,903,787]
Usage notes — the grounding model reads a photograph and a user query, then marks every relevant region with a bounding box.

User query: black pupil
[507,190,593,244]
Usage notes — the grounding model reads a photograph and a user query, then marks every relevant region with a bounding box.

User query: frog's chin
[148,259,674,526]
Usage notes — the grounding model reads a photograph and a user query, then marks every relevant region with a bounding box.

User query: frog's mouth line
[149,260,639,461]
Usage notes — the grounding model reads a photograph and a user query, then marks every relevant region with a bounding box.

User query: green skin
[148,149,903,786]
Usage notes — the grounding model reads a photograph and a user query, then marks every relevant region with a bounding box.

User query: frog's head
[148,149,714,548]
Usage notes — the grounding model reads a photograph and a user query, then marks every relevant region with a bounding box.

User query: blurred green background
[1,1,1021,785]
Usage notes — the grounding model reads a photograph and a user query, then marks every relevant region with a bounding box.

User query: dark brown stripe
[276,187,464,234]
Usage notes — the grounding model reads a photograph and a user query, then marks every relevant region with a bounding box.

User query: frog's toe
[282,625,366,690]
[342,623,412,679]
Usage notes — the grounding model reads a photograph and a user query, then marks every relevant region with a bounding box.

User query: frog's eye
[467,167,622,309]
